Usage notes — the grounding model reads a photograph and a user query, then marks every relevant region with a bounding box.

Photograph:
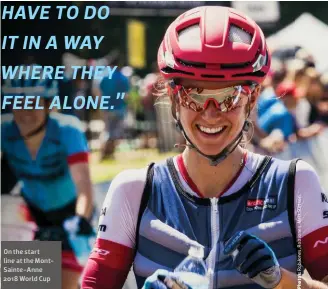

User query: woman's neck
[182,146,246,198]
[16,122,47,159]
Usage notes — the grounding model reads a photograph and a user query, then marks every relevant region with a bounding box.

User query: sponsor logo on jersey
[321,193,328,204]
[313,237,328,248]
[323,211,328,219]
[98,224,107,232]
[100,207,107,216]
[93,248,110,255]
[246,196,277,212]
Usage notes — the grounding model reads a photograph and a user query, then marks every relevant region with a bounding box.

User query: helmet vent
[232,71,266,78]
[177,58,206,68]
[201,74,225,79]
[161,67,194,76]
[178,24,201,48]
[221,62,251,69]
[229,25,252,44]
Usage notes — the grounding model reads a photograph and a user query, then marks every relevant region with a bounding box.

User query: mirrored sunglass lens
[187,86,241,105]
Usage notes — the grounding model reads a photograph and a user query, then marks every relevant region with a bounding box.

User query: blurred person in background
[257,81,302,153]
[60,69,89,120]
[250,59,287,152]
[315,73,328,125]
[140,62,160,148]
[296,68,327,139]
[92,56,130,160]
[1,68,95,289]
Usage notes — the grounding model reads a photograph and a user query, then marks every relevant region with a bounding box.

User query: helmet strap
[175,119,250,166]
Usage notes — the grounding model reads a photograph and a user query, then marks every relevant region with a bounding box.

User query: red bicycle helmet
[158,6,271,84]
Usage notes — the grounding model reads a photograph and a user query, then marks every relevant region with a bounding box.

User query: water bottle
[173,246,210,289]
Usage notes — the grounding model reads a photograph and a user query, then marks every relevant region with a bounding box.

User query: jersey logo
[322,193,328,204]
[92,248,110,255]
[246,196,277,212]
[98,224,107,232]
[100,207,107,216]
[323,211,328,219]
[313,237,328,248]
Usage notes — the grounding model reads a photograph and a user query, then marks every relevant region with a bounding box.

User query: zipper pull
[211,198,218,213]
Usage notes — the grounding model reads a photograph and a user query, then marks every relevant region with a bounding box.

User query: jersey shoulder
[295,159,320,183]
[103,167,148,206]
[108,167,148,194]
[49,112,85,133]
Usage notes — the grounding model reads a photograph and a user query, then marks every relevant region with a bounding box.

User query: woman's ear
[249,85,262,111]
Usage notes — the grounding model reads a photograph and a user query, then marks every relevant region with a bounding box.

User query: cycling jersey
[82,152,328,289]
[1,112,89,211]
[1,112,90,272]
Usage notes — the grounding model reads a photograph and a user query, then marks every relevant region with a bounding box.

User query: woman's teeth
[198,125,224,134]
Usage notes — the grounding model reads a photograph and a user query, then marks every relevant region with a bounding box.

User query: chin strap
[175,120,250,166]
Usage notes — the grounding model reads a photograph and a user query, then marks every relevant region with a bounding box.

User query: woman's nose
[202,100,221,119]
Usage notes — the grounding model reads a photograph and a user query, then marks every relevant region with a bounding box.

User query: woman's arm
[81,168,148,289]
[280,160,328,289]
[69,162,94,218]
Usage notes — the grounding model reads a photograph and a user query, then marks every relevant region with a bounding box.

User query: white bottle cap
[188,246,204,259]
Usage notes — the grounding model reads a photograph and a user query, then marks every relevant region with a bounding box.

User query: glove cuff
[63,215,93,235]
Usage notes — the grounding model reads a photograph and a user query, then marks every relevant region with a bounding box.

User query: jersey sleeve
[81,168,147,289]
[294,160,328,281]
[60,116,89,165]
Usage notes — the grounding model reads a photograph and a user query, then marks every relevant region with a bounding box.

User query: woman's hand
[224,231,282,289]
[259,134,286,154]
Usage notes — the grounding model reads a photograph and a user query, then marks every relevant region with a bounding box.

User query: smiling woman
[82,6,328,289]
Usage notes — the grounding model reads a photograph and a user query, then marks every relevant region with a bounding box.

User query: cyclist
[82,6,328,289]
[1,66,95,289]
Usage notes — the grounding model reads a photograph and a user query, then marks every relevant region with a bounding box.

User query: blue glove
[142,269,192,289]
[63,216,96,266]
[63,215,95,236]
[224,231,282,289]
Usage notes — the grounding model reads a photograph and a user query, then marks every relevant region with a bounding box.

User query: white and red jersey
[82,152,328,288]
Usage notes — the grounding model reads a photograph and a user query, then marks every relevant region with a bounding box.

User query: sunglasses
[172,83,255,113]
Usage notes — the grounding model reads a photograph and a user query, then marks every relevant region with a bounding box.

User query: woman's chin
[194,145,225,157]
[191,126,230,154]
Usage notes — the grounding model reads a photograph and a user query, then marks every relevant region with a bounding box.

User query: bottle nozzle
[188,246,204,259]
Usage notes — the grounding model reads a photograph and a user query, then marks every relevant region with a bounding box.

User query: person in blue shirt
[1,67,95,289]
[258,81,300,140]
[92,59,130,159]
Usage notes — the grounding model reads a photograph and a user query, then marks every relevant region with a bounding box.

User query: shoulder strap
[135,162,155,253]
[287,158,301,250]
[247,155,272,189]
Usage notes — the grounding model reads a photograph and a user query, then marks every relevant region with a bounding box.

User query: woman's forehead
[177,79,249,89]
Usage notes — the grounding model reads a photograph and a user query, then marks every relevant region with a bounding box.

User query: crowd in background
[53,45,328,160]
[2,45,327,160]
[251,46,328,155]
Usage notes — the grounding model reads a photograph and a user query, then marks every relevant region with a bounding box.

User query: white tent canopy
[267,13,328,73]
